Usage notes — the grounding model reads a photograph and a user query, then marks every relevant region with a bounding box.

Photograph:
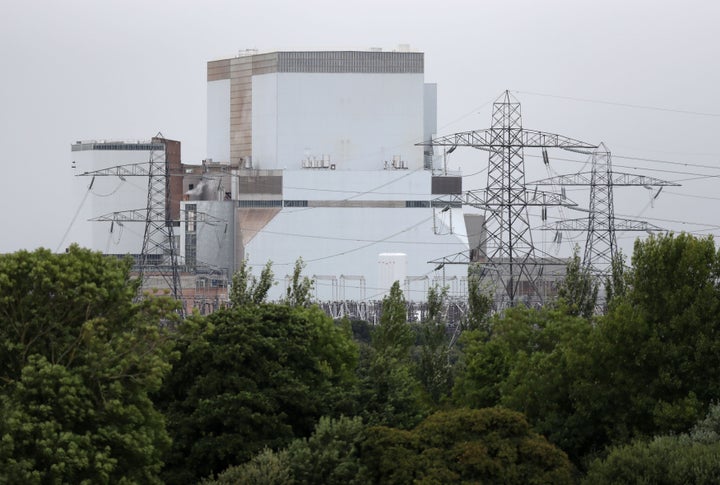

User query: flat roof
[71,140,164,152]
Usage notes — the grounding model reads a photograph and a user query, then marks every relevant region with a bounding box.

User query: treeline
[2,234,720,483]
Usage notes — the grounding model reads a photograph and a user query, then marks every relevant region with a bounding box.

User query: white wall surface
[423,83,437,142]
[66,148,155,255]
[250,73,278,168]
[378,253,408,295]
[282,169,432,201]
[252,72,425,171]
[207,79,231,163]
[243,206,468,301]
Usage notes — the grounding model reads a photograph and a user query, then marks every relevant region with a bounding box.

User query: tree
[603,250,627,308]
[591,233,720,443]
[0,246,177,484]
[464,275,493,332]
[230,258,274,306]
[362,408,575,484]
[284,257,314,307]
[204,415,369,485]
[372,281,412,358]
[155,304,359,483]
[454,305,554,410]
[498,308,598,460]
[359,281,426,428]
[358,349,427,429]
[555,247,598,319]
[287,415,369,484]
[583,404,720,485]
[199,448,293,485]
[416,285,453,405]
[457,233,720,467]
[452,329,511,409]
[452,305,599,462]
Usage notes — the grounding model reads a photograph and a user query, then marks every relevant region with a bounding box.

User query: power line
[239,226,468,245]
[612,154,720,171]
[526,152,720,182]
[56,177,94,252]
[514,90,720,118]
[255,215,435,267]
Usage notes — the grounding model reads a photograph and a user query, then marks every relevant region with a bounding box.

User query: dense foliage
[359,281,426,429]
[203,408,572,485]
[583,404,720,484]
[155,304,359,483]
[362,407,574,484]
[454,233,720,469]
[6,232,720,483]
[0,246,177,484]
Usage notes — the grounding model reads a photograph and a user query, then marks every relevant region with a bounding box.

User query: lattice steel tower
[137,136,183,304]
[81,135,184,315]
[533,143,678,276]
[423,91,596,308]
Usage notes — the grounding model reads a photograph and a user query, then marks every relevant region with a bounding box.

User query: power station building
[181,49,470,301]
[67,138,182,258]
[68,48,471,307]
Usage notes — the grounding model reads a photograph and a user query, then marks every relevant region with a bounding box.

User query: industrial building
[182,48,470,302]
[67,138,181,258]
[68,50,668,313]
[68,138,229,314]
[67,48,471,309]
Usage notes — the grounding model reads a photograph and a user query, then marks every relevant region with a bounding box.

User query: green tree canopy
[555,247,598,319]
[591,233,720,442]
[415,285,454,405]
[362,407,575,484]
[454,233,720,467]
[0,246,177,484]
[583,404,720,485]
[372,281,412,358]
[284,257,314,307]
[230,258,274,306]
[204,415,369,485]
[463,275,493,332]
[155,304,358,483]
[360,282,426,428]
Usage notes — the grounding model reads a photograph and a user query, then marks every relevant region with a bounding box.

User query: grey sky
[2,0,719,259]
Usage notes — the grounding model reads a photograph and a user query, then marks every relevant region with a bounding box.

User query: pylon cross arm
[77,163,151,177]
[417,128,596,150]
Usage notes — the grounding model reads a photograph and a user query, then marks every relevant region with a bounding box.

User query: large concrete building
[67,138,182,258]
[182,49,470,301]
[67,138,229,315]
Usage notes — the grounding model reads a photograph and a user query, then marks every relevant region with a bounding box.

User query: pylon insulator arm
[417,128,597,151]
[529,171,680,187]
[541,217,664,232]
[77,163,151,177]
[90,209,225,224]
[463,189,577,207]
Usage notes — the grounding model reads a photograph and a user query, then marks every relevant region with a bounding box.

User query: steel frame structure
[420,91,597,308]
[78,136,184,315]
[531,143,678,276]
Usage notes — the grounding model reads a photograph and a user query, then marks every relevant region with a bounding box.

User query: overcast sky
[2,0,719,260]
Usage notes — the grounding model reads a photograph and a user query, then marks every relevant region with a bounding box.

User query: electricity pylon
[420,91,597,308]
[531,142,679,276]
[138,136,182,307]
[79,135,184,315]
